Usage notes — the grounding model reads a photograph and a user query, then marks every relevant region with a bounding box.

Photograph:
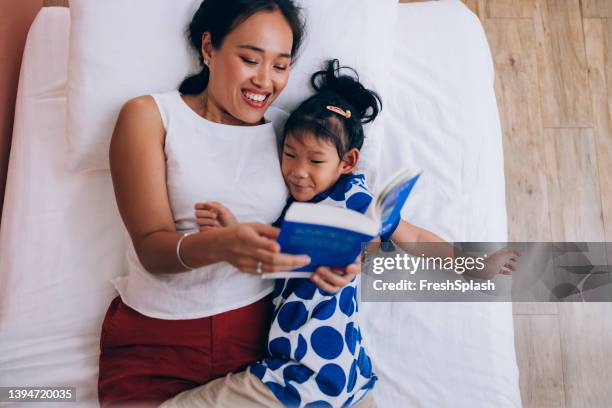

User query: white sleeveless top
[112,90,288,319]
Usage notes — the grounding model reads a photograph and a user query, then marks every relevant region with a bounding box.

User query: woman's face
[203,10,293,125]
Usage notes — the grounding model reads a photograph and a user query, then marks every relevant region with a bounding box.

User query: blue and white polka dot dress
[250,174,379,408]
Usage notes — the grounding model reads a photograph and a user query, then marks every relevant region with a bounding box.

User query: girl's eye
[274,65,288,72]
[241,57,257,65]
[284,152,296,159]
[311,160,325,164]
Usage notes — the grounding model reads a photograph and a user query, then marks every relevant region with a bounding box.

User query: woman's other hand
[195,201,238,231]
[220,223,310,275]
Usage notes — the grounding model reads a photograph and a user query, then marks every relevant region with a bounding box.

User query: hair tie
[326,105,351,119]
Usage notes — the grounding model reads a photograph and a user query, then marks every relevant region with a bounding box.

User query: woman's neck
[195,90,263,126]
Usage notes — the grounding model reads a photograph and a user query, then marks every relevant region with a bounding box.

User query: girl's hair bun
[310,59,381,124]
[282,59,383,158]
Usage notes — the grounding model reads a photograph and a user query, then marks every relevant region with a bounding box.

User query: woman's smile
[241,88,271,109]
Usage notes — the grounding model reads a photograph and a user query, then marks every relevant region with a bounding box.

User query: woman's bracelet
[176,231,198,270]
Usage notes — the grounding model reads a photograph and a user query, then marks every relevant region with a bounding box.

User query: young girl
[162,60,518,408]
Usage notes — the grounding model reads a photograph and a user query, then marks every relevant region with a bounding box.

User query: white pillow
[66,0,398,178]
[66,0,199,171]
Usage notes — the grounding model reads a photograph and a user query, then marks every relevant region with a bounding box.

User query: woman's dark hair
[179,0,305,95]
[282,59,382,158]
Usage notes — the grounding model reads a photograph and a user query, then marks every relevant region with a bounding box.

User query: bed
[0,1,521,407]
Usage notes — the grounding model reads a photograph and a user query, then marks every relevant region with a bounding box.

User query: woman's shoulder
[113,95,165,145]
[120,95,161,120]
[119,90,183,132]
[121,89,180,114]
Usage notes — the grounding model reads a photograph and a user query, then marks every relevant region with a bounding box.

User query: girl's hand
[467,247,520,279]
[220,223,311,275]
[195,201,238,231]
[310,256,361,293]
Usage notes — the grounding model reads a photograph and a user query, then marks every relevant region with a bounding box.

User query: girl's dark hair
[282,59,382,158]
[179,0,305,95]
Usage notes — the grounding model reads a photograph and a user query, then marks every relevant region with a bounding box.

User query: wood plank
[484,19,552,241]
[543,128,606,242]
[462,0,486,18]
[514,315,566,408]
[584,18,612,247]
[462,0,479,16]
[581,0,612,18]
[533,0,593,127]
[513,302,559,315]
[487,0,535,18]
[559,303,612,407]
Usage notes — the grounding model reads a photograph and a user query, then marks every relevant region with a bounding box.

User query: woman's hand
[195,201,238,231]
[466,247,520,279]
[220,223,311,275]
[310,256,361,293]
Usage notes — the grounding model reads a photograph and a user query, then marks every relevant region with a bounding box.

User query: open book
[263,168,422,279]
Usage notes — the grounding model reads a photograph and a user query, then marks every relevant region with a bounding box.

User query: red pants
[98,295,272,407]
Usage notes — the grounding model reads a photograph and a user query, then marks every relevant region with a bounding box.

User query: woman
[98,0,360,406]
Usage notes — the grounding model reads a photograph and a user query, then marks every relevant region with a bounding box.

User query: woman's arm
[110,96,189,274]
[193,201,361,292]
[109,96,309,275]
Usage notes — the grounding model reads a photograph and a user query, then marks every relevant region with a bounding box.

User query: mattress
[0,2,520,407]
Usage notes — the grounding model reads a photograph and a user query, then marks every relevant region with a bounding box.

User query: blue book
[264,168,422,278]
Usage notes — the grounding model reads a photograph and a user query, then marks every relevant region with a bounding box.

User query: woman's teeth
[243,91,267,102]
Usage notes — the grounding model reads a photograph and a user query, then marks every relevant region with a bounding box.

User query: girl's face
[281,133,358,202]
[203,10,293,125]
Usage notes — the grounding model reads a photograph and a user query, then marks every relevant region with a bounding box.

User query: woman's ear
[340,148,360,174]
[201,32,214,67]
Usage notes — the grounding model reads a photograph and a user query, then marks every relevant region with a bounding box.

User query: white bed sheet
[0,2,520,407]
[362,2,520,407]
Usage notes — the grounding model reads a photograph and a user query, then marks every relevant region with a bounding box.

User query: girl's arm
[390,220,518,278]
[390,220,449,255]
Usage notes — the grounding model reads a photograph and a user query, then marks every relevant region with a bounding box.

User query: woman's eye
[241,57,257,65]
[274,65,288,72]
[284,152,296,159]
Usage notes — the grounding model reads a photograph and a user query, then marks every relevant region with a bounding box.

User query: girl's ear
[340,148,360,174]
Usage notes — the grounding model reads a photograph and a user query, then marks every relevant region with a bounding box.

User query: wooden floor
[468,1,612,407]
[402,0,612,406]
